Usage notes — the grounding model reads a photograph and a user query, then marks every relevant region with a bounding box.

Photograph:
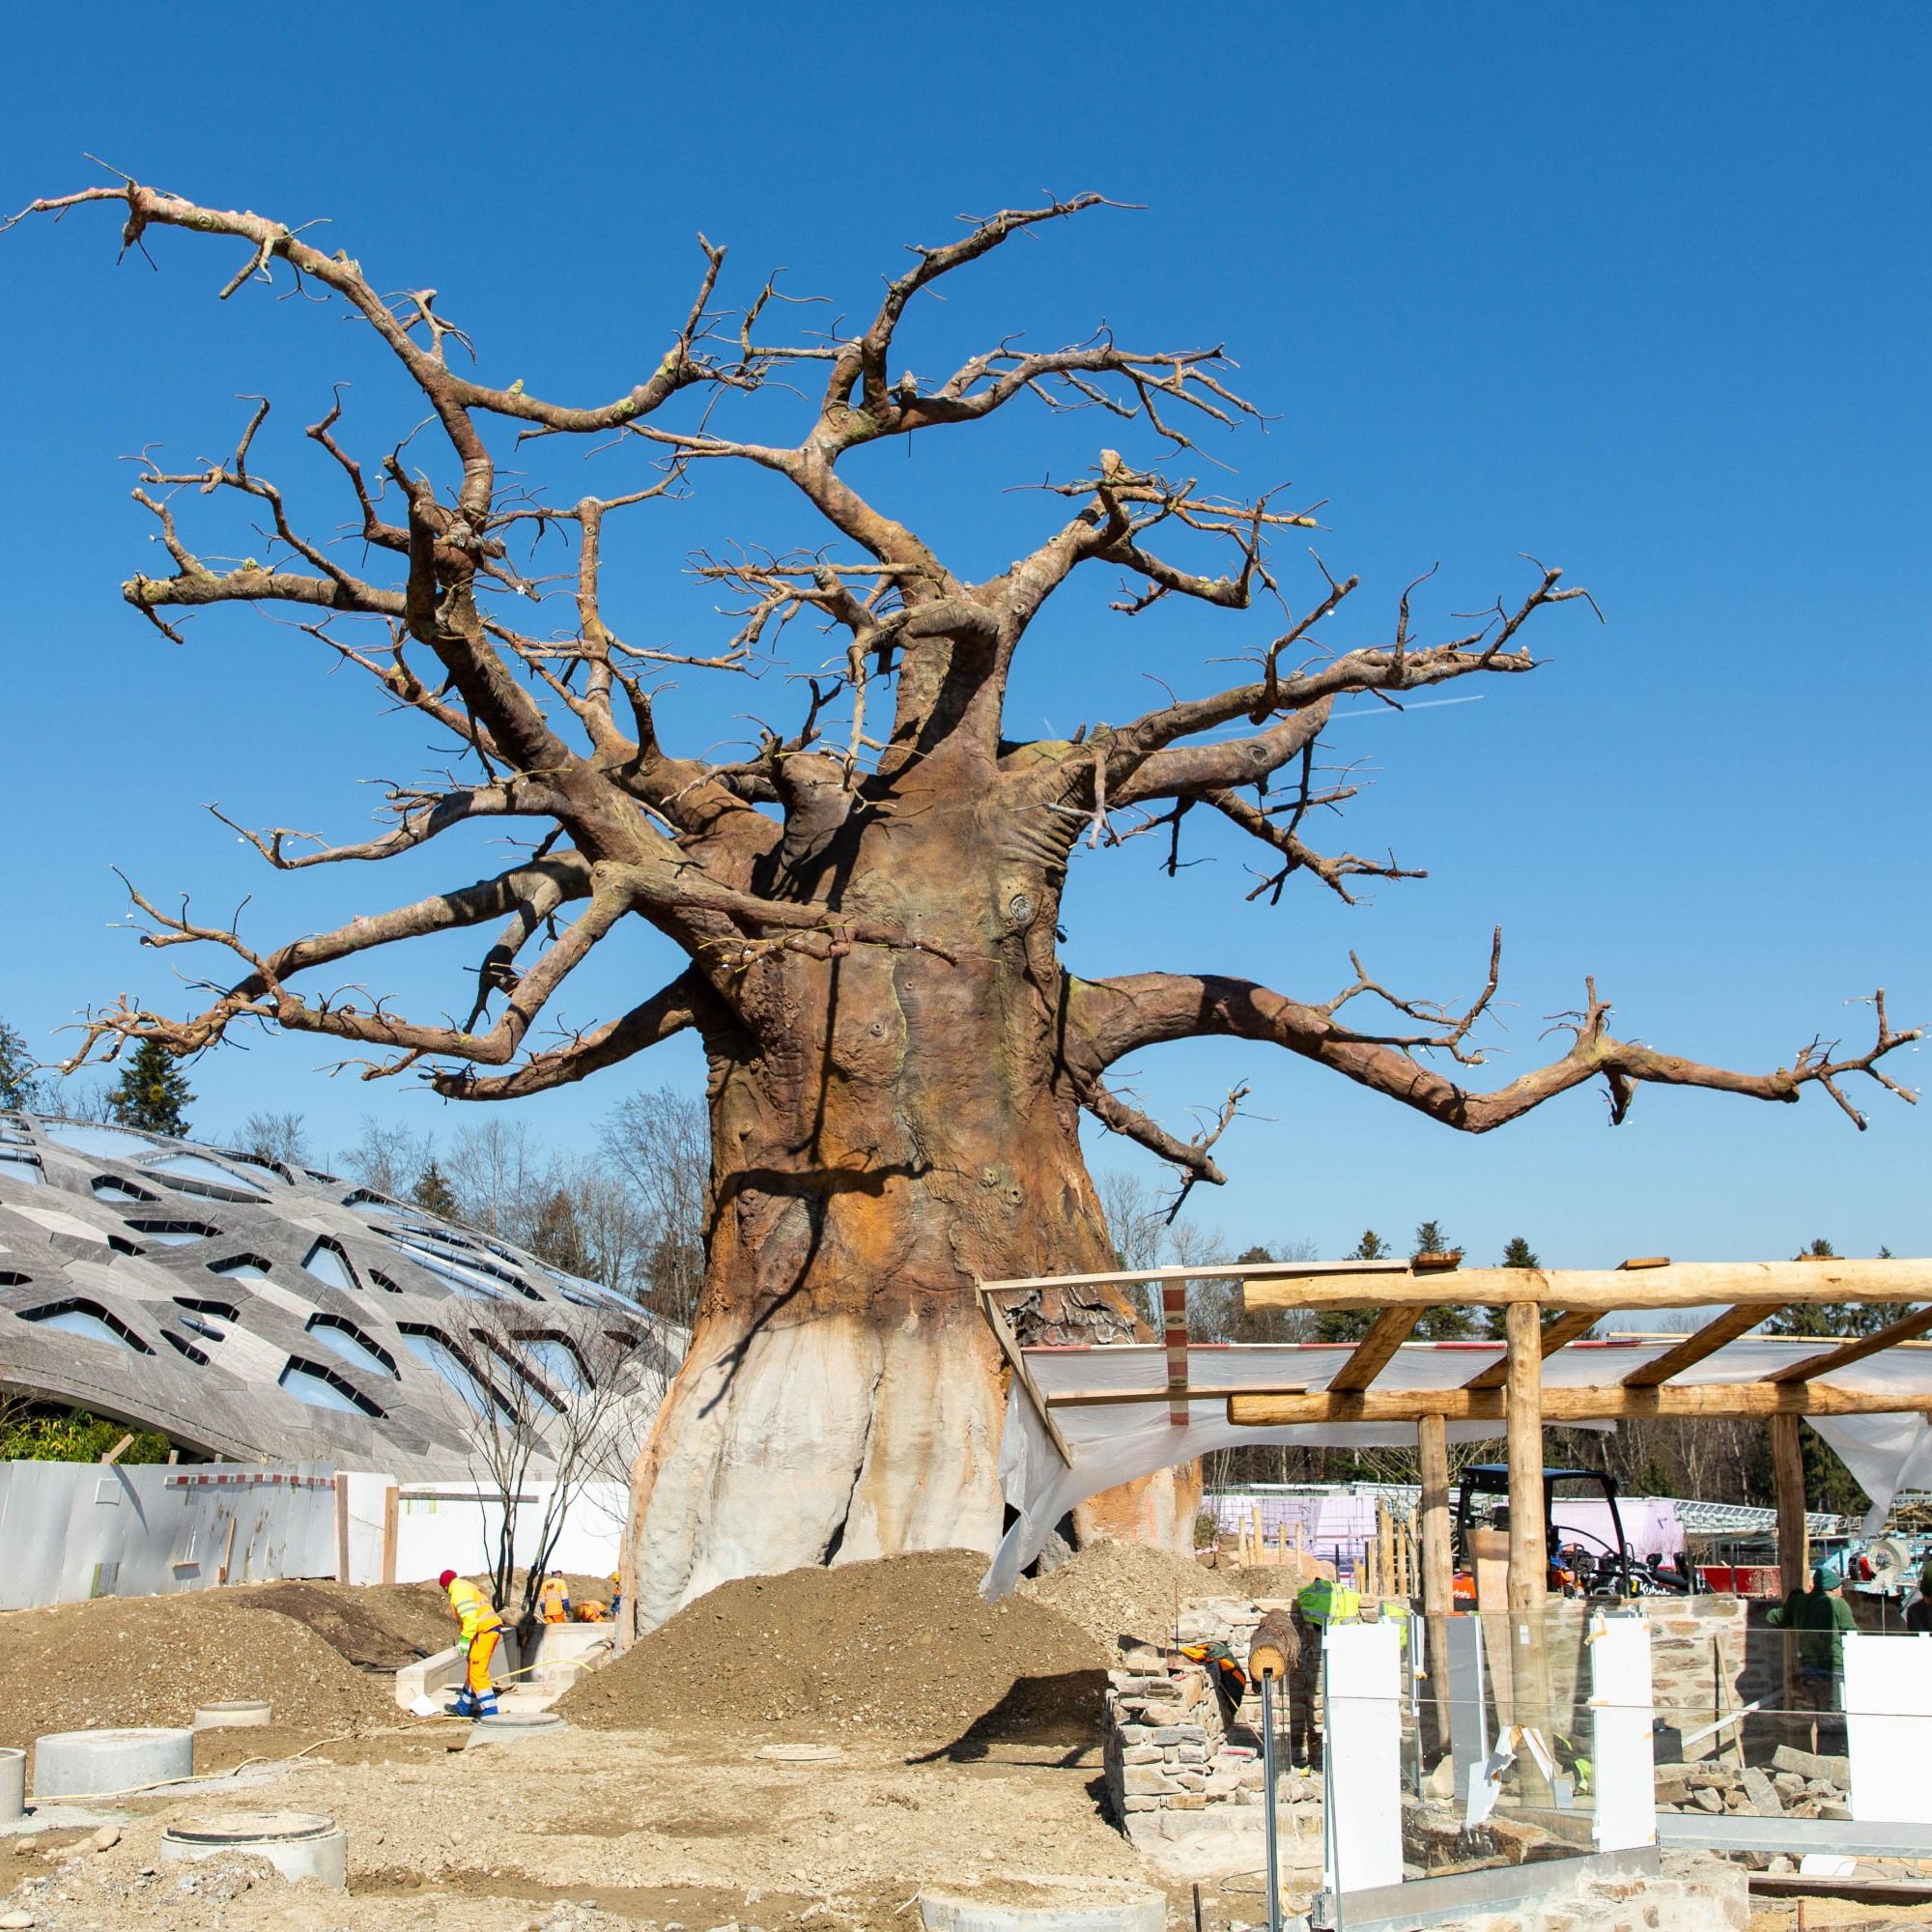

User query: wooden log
[1772,1413,1808,1591]
[1504,1302,1548,1617]
[1378,1496,1396,1599]
[1418,1412,1454,1747]
[1771,1411,1808,1729]
[1327,1306,1425,1393]
[1224,1381,1932,1426]
[1505,1301,1553,1804]
[1622,1303,1783,1387]
[1249,1608,1300,1680]
[1463,1309,1598,1390]
[1769,1302,1932,1384]
[1236,1257,1932,1314]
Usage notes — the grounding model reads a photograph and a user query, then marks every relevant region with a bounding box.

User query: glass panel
[129,1223,216,1247]
[400,1329,492,1414]
[43,1122,157,1157]
[0,1155,43,1186]
[142,1154,269,1198]
[301,1240,357,1292]
[306,1318,395,1378]
[91,1179,156,1205]
[523,1337,589,1395]
[210,1259,270,1281]
[24,1307,136,1350]
[278,1360,367,1413]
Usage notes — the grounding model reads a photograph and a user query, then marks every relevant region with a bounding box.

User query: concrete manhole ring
[919,1877,1167,1932]
[33,1727,194,1799]
[465,1712,568,1747]
[192,1700,271,1730]
[161,1810,347,1889]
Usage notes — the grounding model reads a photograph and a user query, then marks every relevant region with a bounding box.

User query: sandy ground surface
[0,1719,1204,1932]
[0,1554,1895,1932]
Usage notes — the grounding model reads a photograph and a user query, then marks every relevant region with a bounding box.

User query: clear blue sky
[2,2,1925,1267]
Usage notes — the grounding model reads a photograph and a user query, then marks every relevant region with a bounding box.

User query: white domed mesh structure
[0,1114,682,1477]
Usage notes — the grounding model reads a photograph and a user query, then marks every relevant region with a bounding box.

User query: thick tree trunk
[625,780,1195,1631]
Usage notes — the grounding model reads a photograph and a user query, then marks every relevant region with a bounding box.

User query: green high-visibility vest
[1296,1578,1361,1625]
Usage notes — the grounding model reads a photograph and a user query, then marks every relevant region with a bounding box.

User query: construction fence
[0,1460,626,1610]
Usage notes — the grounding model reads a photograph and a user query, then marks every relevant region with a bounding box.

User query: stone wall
[1421,1853,1748,1932]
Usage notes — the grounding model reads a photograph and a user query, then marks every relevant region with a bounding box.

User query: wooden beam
[1771,1413,1808,1590]
[1463,1309,1596,1389]
[1417,1411,1454,1747]
[1327,1306,1426,1394]
[1225,1382,1932,1426]
[1769,1302,1932,1384]
[1239,1257,1932,1315]
[1505,1300,1553,1802]
[1504,1302,1548,1615]
[1048,1382,1308,1408]
[979,1258,1413,1294]
[976,1289,1074,1464]
[1622,1303,1782,1388]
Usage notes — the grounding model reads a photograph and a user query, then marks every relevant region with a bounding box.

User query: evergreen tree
[1348,1230,1391,1260]
[0,1018,46,1112]
[1501,1236,1540,1268]
[107,1039,192,1136]
[528,1186,590,1276]
[1411,1219,1456,1260]
[1767,1236,1910,1338]
[411,1157,461,1222]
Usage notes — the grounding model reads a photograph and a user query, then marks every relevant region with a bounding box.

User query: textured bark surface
[625,765,1187,1627]
[18,181,1912,1638]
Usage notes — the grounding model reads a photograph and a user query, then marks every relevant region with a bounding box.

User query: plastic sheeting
[983,1333,1932,1597]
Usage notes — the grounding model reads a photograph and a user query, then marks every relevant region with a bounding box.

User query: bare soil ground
[557,1549,1107,1746]
[0,1551,1839,1932]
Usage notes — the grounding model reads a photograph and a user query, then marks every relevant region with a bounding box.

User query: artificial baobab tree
[11,174,1917,1632]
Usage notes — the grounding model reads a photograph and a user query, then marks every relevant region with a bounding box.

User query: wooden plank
[1241,1257,1932,1315]
[977,1258,1412,1293]
[1046,1382,1307,1408]
[1327,1306,1426,1394]
[1769,1301,1932,1383]
[1463,1309,1596,1389]
[1226,1382,1932,1426]
[977,1290,1074,1463]
[1160,1283,1189,1425]
[1621,1303,1781,1387]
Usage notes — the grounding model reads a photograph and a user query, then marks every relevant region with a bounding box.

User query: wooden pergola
[979,1254,1932,1746]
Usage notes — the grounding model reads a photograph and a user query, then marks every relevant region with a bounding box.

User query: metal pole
[1261,1671,1282,1932]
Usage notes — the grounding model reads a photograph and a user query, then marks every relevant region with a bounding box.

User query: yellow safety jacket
[446,1577,504,1642]
[538,1576,570,1623]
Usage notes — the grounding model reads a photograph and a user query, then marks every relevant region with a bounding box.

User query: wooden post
[1771,1412,1808,1729]
[1505,1300,1553,1802]
[1377,1498,1396,1605]
[1418,1412,1455,1753]
[382,1484,400,1587]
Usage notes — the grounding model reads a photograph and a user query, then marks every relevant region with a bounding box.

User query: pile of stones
[1653,1745,1851,1821]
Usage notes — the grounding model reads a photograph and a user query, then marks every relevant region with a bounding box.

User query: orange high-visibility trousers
[467,1625,500,1699]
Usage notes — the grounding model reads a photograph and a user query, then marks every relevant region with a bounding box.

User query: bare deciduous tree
[13,175,1917,1631]
[454,1307,664,1631]
[598,1088,707,1330]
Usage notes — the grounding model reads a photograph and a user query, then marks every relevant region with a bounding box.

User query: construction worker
[1290,1573,1361,1771]
[1767,1563,1857,1754]
[537,1570,572,1624]
[439,1569,504,1719]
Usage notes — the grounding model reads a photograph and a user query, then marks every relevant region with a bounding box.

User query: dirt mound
[558,1548,1106,1745]
[1020,1540,1220,1649]
[0,1593,395,1747]
[229,1578,453,1670]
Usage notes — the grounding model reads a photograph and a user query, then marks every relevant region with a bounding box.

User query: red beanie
[439,1569,457,1588]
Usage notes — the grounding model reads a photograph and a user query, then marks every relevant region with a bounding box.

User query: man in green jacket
[1767,1564,1857,1753]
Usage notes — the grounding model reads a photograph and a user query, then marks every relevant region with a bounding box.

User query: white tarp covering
[983,1334,1932,1596]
